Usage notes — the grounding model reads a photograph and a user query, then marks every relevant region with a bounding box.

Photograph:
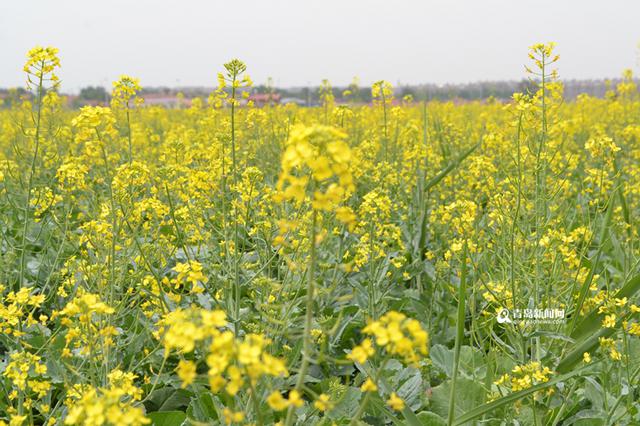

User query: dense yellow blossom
[2,42,640,425]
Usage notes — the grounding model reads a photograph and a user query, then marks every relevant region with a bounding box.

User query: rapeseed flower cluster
[350,311,429,365]
[63,370,148,426]
[155,307,288,397]
[494,361,553,392]
[276,124,354,214]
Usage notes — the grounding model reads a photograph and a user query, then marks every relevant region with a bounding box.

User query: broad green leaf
[452,368,585,425]
[397,370,424,411]
[570,274,640,341]
[327,387,362,420]
[416,411,447,426]
[430,345,487,380]
[145,388,192,412]
[147,411,186,426]
[187,392,219,422]
[558,274,640,373]
[567,196,615,338]
[418,143,480,256]
[429,379,484,422]
[562,409,606,426]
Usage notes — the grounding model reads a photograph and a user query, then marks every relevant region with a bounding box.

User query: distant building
[143,93,190,108]
[248,93,281,107]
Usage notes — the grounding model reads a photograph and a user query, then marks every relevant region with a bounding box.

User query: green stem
[368,218,376,320]
[285,209,318,426]
[448,243,468,426]
[126,105,133,164]
[18,61,45,291]
[230,81,241,335]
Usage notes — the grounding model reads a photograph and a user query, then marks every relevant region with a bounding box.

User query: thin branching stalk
[18,60,45,291]
[285,209,318,426]
[448,243,468,426]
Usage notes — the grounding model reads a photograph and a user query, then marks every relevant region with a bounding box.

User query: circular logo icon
[496,308,511,324]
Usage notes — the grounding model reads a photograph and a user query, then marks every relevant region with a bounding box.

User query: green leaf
[557,274,640,373]
[429,345,453,376]
[418,143,480,256]
[613,160,631,227]
[397,370,424,411]
[145,388,192,412]
[430,345,486,380]
[328,387,362,420]
[187,392,219,422]
[429,379,484,423]
[562,409,606,426]
[556,329,610,373]
[416,411,447,426]
[570,274,640,341]
[424,143,480,193]
[451,368,585,425]
[147,411,186,426]
[379,363,423,411]
[402,406,428,426]
[567,198,615,337]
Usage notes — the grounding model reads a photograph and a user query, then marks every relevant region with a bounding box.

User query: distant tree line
[1,78,637,109]
[78,86,108,102]
[253,78,638,104]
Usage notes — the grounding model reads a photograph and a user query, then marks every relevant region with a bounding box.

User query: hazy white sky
[1,0,639,92]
